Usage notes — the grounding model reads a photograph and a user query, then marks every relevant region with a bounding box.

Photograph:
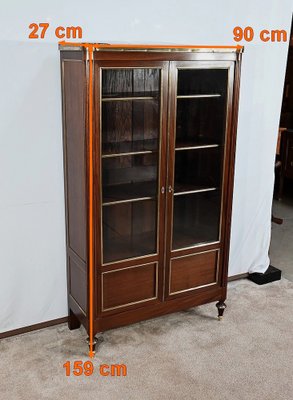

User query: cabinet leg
[68,310,81,330]
[86,335,104,354]
[216,301,227,321]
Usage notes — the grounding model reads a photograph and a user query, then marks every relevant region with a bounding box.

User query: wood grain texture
[60,53,88,329]
[62,60,87,261]
[169,250,218,294]
[102,263,157,311]
[69,257,87,312]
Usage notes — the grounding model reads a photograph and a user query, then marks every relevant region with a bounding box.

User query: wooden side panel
[102,263,158,311]
[69,257,87,312]
[169,250,218,295]
[61,57,88,317]
[62,60,87,261]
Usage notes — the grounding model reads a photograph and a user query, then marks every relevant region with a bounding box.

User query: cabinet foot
[86,335,104,354]
[68,310,81,330]
[216,301,226,320]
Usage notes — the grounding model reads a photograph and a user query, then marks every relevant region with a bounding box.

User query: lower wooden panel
[169,250,219,295]
[95,285,223,333]
[102,262,158,311]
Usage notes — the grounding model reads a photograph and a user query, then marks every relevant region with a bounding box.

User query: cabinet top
[58,43,244,53]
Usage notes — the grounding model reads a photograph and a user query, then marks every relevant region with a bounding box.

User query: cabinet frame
[60,46,242,337]
[164,60,235,300]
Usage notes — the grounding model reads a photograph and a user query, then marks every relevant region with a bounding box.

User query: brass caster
[216,301,226,320]
[86,335,104,353]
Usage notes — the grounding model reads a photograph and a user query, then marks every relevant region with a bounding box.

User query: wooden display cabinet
[59,44,242,350]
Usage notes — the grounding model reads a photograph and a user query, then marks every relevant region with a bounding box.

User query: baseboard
[0,317,68,340]
[228,272,249,281]
[0,273,248,339]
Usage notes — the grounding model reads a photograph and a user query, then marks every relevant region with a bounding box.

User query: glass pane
[173,191,221,249]
[101,68,161,263]
[102,68,160,98]
[177,69,228,96]
[102,68,160,156]
[103,200,157,263]
[102,153,157,204]
[174,147,221,194]
[172,68,228,250]
[176,70,228,147]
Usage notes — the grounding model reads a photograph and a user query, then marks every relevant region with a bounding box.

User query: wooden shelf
[172,227,219,250]
[175,144,219,151]
[175,139,220,151]
[177,94,221,99]
[102,91,159,102]
[103,181,157,205]
[102,139,158,157]
[174,183,217,196]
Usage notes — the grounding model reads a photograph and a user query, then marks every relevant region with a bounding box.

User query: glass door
[168,63,233,252]
[100,66,166,264]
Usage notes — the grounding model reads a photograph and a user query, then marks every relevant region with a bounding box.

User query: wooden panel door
[94,60,169,312]
[165,61,235,298]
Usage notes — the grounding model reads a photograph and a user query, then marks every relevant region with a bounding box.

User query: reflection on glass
[103,200,157,263]
[102,154,158,204]
[174,147,221,194]
[172,191,221,249]
[177,69,228,96]
[176,69,228,148]
[172,68,228,249]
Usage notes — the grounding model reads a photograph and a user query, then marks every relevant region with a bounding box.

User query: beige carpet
[1,279,293,400]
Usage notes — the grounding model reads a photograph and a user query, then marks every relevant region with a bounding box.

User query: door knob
[168,185,173,193]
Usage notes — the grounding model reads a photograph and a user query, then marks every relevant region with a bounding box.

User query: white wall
[0,0,292,332]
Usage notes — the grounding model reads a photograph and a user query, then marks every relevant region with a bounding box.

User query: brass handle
[168,185,173,193]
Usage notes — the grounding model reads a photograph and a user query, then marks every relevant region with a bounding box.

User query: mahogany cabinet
[59,44,242,348]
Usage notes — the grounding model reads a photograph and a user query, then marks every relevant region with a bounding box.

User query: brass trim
[168,249,220,296]
[177,94,221,99]
[102,253,158,267]
[174,187,217,196]
[170,62,233,251]
[217,64,234,245]
[59,45,85,51]
[170,240,220,253]
[59,45,243,54]
[101,262,159,312]
[102,150,155,158]
[102,96,157,102]
[94,48,241,53]
[61,59,84,63]
[102,196,155,206]
[175,144,219,151]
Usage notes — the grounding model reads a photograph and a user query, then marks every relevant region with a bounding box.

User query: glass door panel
[172,67,229,250]
[176,69,228,148]
[173,190,221,249]
[101,68,161,263]
[174,147,221,193]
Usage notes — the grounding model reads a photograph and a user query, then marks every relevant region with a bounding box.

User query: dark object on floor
[248,265,282,285]
[272,215,283,225]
